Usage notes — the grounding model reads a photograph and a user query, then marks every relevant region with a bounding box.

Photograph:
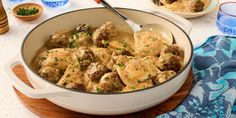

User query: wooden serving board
[12,65,193,118]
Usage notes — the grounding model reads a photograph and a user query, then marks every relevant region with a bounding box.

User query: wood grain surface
[12,65,193,118]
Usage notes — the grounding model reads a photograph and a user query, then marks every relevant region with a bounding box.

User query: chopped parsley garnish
[54,57,58,62]
[148,74,152,78]
[137,80,141,83]
[73,32,79,39]
[102,40,109,48]
[96,87,101,93]
[116,63,124,68]
[143,50,150,54]
[70,40,76,48]
[40,56,46,61]
[17,7,39,16]
[87,31,93,36]
[116,48,124,54]
[66,74,71,78]
[123,42,128,48]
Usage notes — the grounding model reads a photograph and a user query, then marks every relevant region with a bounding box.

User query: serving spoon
[94,0,174,44]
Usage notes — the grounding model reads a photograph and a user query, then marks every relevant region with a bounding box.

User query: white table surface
[0,0,234,117]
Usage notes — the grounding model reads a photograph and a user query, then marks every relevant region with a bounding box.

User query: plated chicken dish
[156,0,210,12]
[32,21,184,93]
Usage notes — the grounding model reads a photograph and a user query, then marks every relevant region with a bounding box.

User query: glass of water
[9,0,29,3]
[41,0,69,8]
[216,2,236,36]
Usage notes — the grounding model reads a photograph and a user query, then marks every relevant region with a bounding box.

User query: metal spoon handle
[98,0,128,21]
[94,0,141,32]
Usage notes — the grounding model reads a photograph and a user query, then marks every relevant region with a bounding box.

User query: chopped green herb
[116,63,124,68]
[85,50,90,54]
[96,87,101,93]
[148,74,152,78]
[54,57,58,62]
[123,42,128,48]
[40,56,46,61]
[137,80,141,83]
[143,50,150,54]
[17,7,39,16]
[116,48,124,54]
[70,40,76,48]
[73,32,79,39]
[77,57,83,61]
[87,31,93,36]
[66,74,71,78]
[131,86,136,90]
[102,40,109,48]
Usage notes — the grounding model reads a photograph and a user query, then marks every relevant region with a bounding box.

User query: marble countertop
[0,0,230,117]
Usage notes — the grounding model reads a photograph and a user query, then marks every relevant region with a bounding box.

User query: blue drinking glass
[10,0,24,2]
[41,0,69,8]
[216,2,236,36]
[9,0,29,3]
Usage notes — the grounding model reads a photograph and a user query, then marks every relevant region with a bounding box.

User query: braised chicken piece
[34,48,74,82]
[134,31,169,57]
[35,48,74,71]
[97,72,124,93]
[46,33,70,49]
[91,48,112,67]
[115,56,159,87]
[85,62,109,82]
[154,70,176,84]
[57,62,87,90]
[92,22,116,47]
[161,44,184,61]
[157,53,182,72]
[72,47,95,69]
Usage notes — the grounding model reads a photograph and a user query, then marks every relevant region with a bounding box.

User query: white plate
[148,0,219,18]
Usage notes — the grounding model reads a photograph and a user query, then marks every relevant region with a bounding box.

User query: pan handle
[3,54,69,98]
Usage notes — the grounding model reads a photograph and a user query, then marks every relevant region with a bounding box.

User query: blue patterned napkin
[157,35,236,118]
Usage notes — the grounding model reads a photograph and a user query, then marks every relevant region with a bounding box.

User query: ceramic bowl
[5,8,193,115]
[12,3,43,21]
[148,0,219,18]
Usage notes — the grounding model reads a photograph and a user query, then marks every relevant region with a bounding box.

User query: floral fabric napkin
[157,35,236,118]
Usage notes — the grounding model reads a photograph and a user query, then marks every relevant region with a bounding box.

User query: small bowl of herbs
[13,3,43,21]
